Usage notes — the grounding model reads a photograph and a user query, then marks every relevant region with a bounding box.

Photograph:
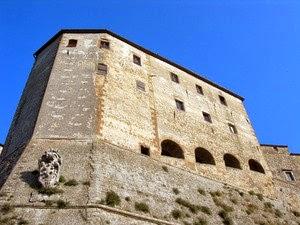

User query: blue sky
[0,1,299,153]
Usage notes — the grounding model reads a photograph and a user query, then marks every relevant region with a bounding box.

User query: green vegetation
[0,204,13,214]
[171,209,182,219]
[199,206,211,215]
[172,188,180,195]
[56,199,69,209]
[64,179,79,186]
[59,176,66,183]
[134,202,149,213]
[218,210,234,225]
[105,191,121,207]
[193,217,207,225]
[256,193,263,201]
[197,188,206,196]
[38,187,64,196]
[209,191,222,197]
[162,166,169,172]
[248,190,255,195]
[246,204,258,215]
[175,198,200,214]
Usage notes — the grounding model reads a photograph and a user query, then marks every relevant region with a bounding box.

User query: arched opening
[195,147,215,165]
[223,154,242,169]
[249,159,265,174]
[161,140,184,159]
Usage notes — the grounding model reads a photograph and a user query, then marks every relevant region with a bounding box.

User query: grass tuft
[162,166,169,172]
[105,191,121,207]
[172,188,180,195]
[134,202,149,213]
[171,209,182,219]
[198,188,206,196]
[64,179,78,186]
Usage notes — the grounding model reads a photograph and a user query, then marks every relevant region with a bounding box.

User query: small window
[202,112,212,123]
[136,80,145,92]
[228,123,238,134]
[219,95,227,106]
[283,170,295,181]
[170,73,179,83]
[196,85,203,95]
[67,39,77,47]
[141,146,150,156]
[133,54,141,66]
[97,63,108,75]
[175,99,185,111]
[100,40,110,49]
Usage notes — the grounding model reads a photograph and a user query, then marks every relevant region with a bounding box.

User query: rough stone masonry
[0,29,299,225]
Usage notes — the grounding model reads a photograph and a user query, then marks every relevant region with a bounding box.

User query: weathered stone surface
[38,150,62,188]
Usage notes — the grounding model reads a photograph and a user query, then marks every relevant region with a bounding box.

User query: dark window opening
[196,85,203,95]
[136,80,145,92]
[141,146,150,156]
[202,112,212,123]
[175,99,185,111]
[100,40,110,49]
[97,63,108,75]
[195,147,215,165]
[161,140,184,159]
[283,170,295,181]
[170,73,179,83]
[224,154,242,169]
[133,55,141,66]
[67,39,77,47]
[249,159,265,174]
[228,123,238,134]
[219,95,227,106]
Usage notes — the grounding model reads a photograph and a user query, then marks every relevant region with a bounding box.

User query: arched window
[195,147,215,165]
[249,159,265,174]
[223,154,242,169]
[161,140,184,159]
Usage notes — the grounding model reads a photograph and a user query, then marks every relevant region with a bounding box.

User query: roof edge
[260,144,288,148]
[33,29,244,101]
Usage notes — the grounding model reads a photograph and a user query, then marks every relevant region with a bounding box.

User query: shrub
[239,191,244,197]
[218,210,233,225]
[213,197,233,212]
[162,166,169,172]
[248,190,255,195]
[193,217,207,225]
[200,206,211,215]
[292,210,300,217]
[56,199,69,209]
[264,202,273,209]
[274,209,283,217]
[230,198,237,204]
[246,204,257,215]
[198,188,206,196]
[172,188,180,195]
[82,181,90,186]
[59,176,66,183]
[44,200,54,206]
[209,191,222,197]
[125,196,131,202]
[175,198,200,214]
[105,191,121,207]
[64,179,78,186]
[38,187,64,196]
[171,209,182,219]
[134,202,149,213]
[0,204,13,214]
[17,218,29,225]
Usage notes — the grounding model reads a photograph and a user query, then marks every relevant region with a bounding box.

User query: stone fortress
[0,29,299,225]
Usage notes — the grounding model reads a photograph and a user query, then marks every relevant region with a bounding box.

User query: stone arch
[223,154,242,169]
[195,147,216,165]
[248,159,265,174]
[161,139,184,159]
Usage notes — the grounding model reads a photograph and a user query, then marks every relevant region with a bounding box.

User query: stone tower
[0,30,299,225]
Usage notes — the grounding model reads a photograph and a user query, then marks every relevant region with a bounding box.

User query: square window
[196,85,203,95]
[136,80,145,92]
[202,112,212,123]
[100,40,110,49]
[67,39,77,47]
[141,145,150,156]
[283,170,295,181]
[175,99,185,111]
[170,73,179,83]
[219,95,227,106]
[97,63,108,75]
[228,123,238,134]
[133,55,141,66]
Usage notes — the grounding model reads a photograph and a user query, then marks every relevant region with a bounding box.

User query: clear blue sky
[0,1,299,153]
